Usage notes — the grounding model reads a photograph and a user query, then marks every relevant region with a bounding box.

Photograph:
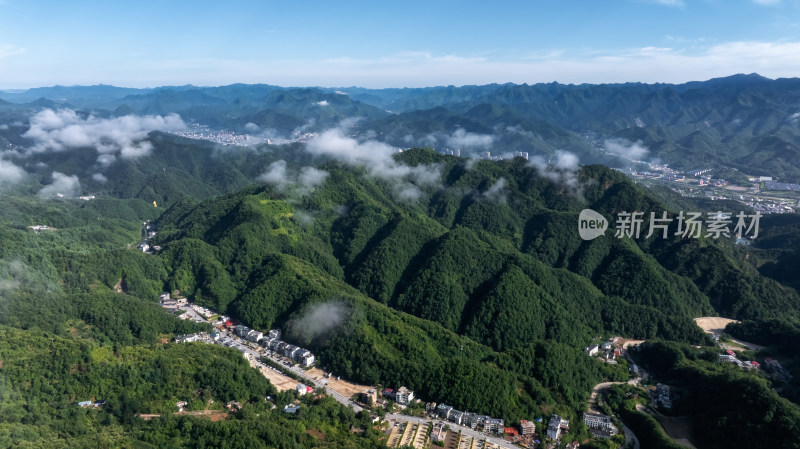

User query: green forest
[1,137,800,447]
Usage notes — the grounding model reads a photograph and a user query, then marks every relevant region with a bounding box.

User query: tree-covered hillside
[126,148,795,421]
[1,133,799,446]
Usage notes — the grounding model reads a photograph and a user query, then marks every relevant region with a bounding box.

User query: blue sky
[0,0,799,88]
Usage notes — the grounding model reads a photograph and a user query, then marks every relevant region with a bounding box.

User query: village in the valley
[149,280,792,449]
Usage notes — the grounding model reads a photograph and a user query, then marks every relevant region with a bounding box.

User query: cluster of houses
[583,413,617,439]
[232,325,316,367]
[174,327,316,369]
[425,402,505,434]
[159,292,188,313]
[165,294,317,368]
[719,349,759,370]
[138,222,161,253]
[174,332,209,344]
[584,339,621,362]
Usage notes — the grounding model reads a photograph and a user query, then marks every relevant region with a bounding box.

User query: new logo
[578,209,608,241]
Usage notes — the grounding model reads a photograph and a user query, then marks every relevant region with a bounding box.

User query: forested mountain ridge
[154,149,796,327]
[2,76,800,446]
[4,73,800,179]
[105,147,793,424]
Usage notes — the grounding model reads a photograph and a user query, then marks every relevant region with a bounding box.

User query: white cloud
[23,109,185,161]
[4,39,800,88]
[483,177,508,203]
[299,166,329,189]
[96,154,116,167]
[288,301,351,344]
[91,172,108,183]
[306,128,441,201]
[257,160,291,189]
[4,35,800,88]
[38,171,80,198]
[529,150,583,197]
[316,100,329,106]
[0,158,26,186]
[0,44,24,59]
[506,125,538,140]
[648,0,684,7]
[604,138,650,161]
[445,128,494,149]
[257,160,330,195]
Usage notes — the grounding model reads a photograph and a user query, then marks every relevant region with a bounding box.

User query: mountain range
[2,75,800,448]
[3,73,800,179]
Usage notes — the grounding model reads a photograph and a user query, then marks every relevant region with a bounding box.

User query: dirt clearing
[306,367,375,398]
[694,317,764,351]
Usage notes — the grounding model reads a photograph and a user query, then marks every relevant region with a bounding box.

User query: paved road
[622,422,640,449]
[589,377,642,449]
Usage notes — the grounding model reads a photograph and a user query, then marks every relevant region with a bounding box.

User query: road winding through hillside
[589,381,641,449]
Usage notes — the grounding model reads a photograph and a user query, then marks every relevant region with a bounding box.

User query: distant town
[172,123,318,146]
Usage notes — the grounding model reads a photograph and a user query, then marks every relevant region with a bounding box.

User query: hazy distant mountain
[3,74,800,178]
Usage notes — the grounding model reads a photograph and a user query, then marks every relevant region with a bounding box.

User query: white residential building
[485,418,504,433]
[395,386,414,405]
[246,330,263,342]
[297,350,315,367]
[584,413,613,430]
[547,414,569,440]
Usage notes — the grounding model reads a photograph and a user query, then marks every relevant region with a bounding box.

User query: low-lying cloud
[91,172,108,183]
[23,109,185,163]
[604,138,649,161]
[445,128,494,149]
[288,300,352,345]
[506,125,538,140]
[256,160,330,195]
[299,166,329,189]
[483,177,508,203]
[0,158,26,186]
[38,171,80,198]
[257,160,291,189]
[306,128,441,200]
[529,150,583,197]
